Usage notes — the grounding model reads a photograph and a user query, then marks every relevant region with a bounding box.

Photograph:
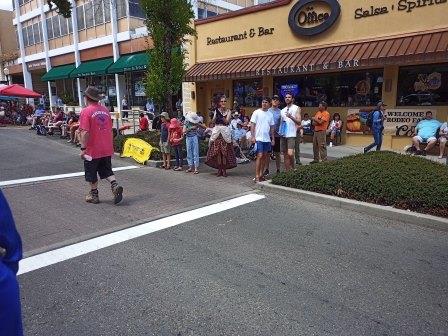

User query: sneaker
[329,142,333,147]
[405,146,417,154]
[112,185,123,204]
[85,190,99,204]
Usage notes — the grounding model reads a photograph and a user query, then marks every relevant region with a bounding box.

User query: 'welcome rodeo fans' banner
[346,109,437,136]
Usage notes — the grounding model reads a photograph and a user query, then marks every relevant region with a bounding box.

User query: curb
[256,181,448,232]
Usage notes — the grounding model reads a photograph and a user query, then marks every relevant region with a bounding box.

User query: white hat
[185,112,201,124]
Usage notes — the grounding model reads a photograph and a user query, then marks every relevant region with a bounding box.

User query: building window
[273,70,383,107]
[60,17,68,36]
[94,0,105,25]
[116,0,127,19]
[52,16,61,38]
[18,0,31,6]
[68,17,73,33]
[129,0,145,18]
[28,25,35,45]
[22,27,28,46]
[33,22,41,44]
[233,78,263,108]
[397,63,448,106]
[77,4,85,30]
[85,2,94,28]
[46,17,54,39]
[104,0,111,22]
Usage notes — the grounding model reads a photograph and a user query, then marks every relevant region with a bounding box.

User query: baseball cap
[377,101,387,107]
[272,95,280,100]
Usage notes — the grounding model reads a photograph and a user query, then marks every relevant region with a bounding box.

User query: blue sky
[0,1,13,11]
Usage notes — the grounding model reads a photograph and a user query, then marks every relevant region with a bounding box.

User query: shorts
[273,136,281,153]
[280,137,296,152]
[84,156,114,183]
[256,141,272,154]
[159,141,171,154]
[414,135,436,143]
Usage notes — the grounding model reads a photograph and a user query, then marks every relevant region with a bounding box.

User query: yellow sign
[121,138,155,164]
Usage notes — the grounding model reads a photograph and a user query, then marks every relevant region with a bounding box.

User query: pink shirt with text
[79,103,114,159]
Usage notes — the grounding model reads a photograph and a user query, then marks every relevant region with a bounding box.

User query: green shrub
[113,130,209,161]
[272,151,448,218]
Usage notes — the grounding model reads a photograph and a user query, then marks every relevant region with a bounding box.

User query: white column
[38,0,53,108]
[71,0,83,106]
[110,0,121,115]
[14,0,34,105]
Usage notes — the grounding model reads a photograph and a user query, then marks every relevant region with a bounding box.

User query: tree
[47,0,72,18]
[141,0,196,115]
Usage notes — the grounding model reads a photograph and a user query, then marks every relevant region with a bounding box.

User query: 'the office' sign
[288,0,341,36]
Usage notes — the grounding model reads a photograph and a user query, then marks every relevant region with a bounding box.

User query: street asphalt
[1,127,447,335]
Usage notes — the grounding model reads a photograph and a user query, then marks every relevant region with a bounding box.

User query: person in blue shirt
[0,190,23,336]
[364,101,387,153]
[29,104,46,130]
[410,111,442,156]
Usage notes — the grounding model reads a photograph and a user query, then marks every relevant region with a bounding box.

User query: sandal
[165,166,171,170]
[160,165,166,169]
[194,170,199,174]
[174,167,183,171]
[185,168,193,173]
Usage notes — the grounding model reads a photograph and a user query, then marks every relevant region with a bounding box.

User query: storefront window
[397,63,448,106]
[273,70,383,107]
[233,78,263,108]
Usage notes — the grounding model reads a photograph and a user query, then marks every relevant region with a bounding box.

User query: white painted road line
[18,193,266,275]
[0,165,139,187]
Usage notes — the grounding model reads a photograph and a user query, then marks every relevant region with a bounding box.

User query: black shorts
[84,156,114,183]
[273,136,281,153]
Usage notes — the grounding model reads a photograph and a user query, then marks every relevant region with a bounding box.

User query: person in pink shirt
[79,86,123,204]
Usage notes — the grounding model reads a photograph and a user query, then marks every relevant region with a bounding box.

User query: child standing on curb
[184,112,202,174]
[169,118,184,171]
[159,112,171,169]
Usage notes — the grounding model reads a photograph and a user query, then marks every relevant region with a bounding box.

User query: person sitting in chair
[409,111,441,156]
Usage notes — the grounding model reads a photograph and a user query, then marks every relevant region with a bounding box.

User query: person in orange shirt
[311,101,330,163]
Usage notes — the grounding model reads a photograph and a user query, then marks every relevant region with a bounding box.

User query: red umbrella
[0,84,42,98]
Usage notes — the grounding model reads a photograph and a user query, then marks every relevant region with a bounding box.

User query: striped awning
[185,30,448,82]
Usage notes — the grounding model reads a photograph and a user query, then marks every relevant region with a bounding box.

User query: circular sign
[288,0,341,36]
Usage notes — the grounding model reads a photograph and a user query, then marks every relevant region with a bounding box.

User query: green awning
[70,58,114,78]
[107,52,149,74]
[41,64,76,81]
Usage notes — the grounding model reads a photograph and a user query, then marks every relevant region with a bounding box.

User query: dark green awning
[107,52,149,74]
[70,58,114,78]
[41,64,76,81]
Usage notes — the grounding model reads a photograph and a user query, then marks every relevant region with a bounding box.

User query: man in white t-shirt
[280,93,301,171]
[250,97,275,182]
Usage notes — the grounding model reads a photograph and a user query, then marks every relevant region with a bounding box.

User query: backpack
[366,110,375,128]
[36,125,47,136]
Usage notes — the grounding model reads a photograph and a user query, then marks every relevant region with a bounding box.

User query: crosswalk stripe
[18,193,265,275]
